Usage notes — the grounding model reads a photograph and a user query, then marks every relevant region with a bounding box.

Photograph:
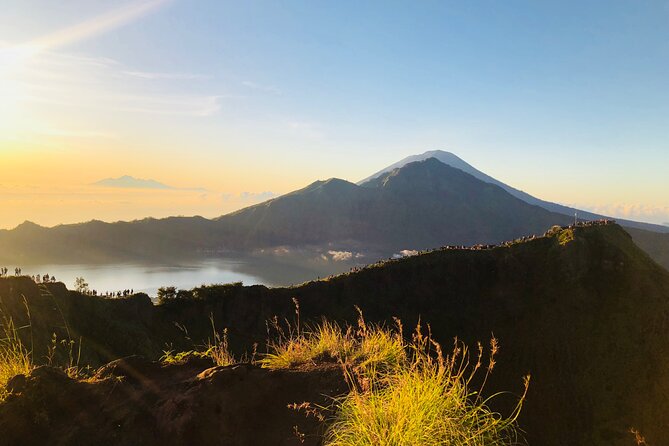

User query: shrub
[157,286,177,304]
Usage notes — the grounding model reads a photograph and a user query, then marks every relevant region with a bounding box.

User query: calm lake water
[17,257,330,297]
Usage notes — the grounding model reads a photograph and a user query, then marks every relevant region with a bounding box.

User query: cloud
[28,0,172,52]
[9,51,222,117]
[393,249,419,259]
[570,202,669,224]
[239,191,278,201]
[400,249,419,257]
[0,1,219,125]
[328,250,353,262]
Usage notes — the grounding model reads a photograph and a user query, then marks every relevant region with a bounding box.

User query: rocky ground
[0,356,347,446]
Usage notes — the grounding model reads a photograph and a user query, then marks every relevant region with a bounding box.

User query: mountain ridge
[361,150,669,234]
[1,155,668,271]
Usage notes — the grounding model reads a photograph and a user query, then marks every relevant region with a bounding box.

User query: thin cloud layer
[572,202,669,225]
[28,0,172,52]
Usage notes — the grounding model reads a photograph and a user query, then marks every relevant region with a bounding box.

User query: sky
[1,0,668,229]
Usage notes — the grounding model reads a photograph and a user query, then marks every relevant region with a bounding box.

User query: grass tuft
[0,313,33,402]
[161,314,240,367]
[323,323,529,446]
[261,308,404,371]
[268,304,529,446]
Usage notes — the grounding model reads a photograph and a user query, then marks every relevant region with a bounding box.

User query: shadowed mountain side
[217,158,572,251]
[626,226,669,270]
[1,223,668,445]
[360,150,669,234]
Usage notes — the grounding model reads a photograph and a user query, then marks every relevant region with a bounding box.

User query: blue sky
[1,0,668,227]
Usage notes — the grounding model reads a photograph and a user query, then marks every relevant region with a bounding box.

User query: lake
[16,256,336,297]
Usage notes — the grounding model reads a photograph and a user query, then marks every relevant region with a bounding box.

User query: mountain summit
[362,150,669,233]
[218,158,570,251]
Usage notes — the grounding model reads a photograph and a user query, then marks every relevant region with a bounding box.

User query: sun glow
[0,45,36,137]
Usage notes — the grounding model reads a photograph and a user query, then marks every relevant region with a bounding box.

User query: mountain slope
[217,158,571,251]
[0,155,662,267]
[1,223,668,445]
[624,226,669,270]
[0,217,222,264]
[361,150,669,233]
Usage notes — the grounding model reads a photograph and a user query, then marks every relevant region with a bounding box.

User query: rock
[5,374,26,393]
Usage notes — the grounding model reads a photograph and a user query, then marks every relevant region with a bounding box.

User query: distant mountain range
[93,175,207,191]
[93,175,175,189]
[1,152,668,270]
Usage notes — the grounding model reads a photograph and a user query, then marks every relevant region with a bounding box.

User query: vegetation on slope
[0,315,32,402]
[1,299,529,446]
[274,313,530,446]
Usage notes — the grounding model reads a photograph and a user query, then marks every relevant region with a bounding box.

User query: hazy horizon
[2,0,668,228]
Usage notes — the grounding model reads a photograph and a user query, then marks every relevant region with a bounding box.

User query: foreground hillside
[1,223,668,445]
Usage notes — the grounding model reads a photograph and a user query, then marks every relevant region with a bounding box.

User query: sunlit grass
[324,327,530,446]
[268,304,530,446]
[3,290,529,445]
[0,313,33,402]
[161,314,239,367]
[261,308,404,371]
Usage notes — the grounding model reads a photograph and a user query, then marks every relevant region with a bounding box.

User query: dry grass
[0,312,33,402]
[261,308,404,371]
[161,314,240,367]
[323,323,530,446]
[269,304,530,446]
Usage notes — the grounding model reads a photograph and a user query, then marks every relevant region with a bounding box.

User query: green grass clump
[558,229,575,246]
[261,309,404,371]
[0,315,33,402]
[324,327,530,446]
[264,304,529,445]
[161,315,238,367]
